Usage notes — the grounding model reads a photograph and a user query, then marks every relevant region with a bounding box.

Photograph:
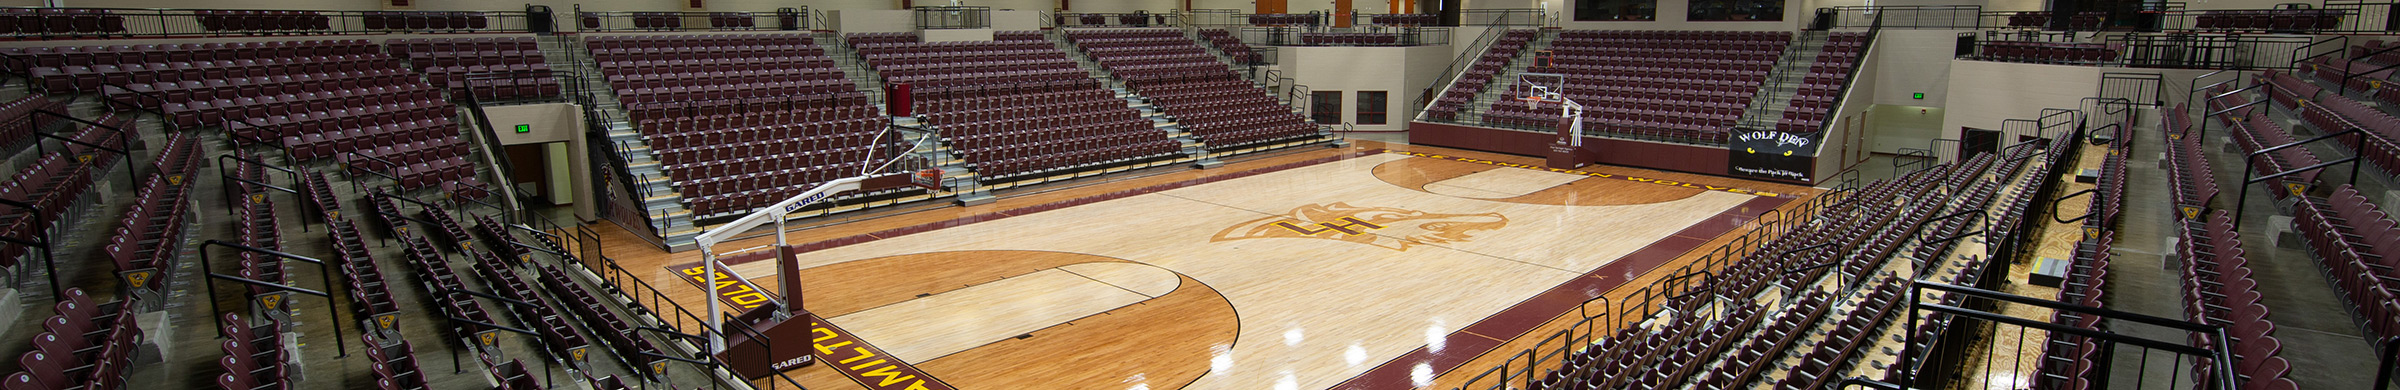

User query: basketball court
[599,141,1819,390]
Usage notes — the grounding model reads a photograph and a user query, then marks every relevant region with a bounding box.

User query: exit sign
[1913,93,1925,99]
[515,124,532,133]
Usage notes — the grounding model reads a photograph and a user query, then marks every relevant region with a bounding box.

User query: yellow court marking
[1389,150,1788,198]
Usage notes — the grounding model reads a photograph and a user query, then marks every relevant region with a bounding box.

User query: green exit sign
[514,124,532,133]
[1912,92,1925,99]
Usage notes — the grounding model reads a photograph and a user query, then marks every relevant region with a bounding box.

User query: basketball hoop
[912,168,944,190]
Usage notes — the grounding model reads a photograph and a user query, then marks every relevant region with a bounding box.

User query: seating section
[846,32,919,46]
[2229,107,2321,189]
[1069,29,1321,149]
[1246,14,1319,26]
[1426,29,1536,121]
[1973,41,2118,64]
[99,134,200,295]
[364,337,430,390]
[359,11,497,32]
[1298,32,1401,46]
[1774,278,1908,390]
[386,37,560,101]
[0,9,127,36]
[196,10,326,34]
[1487,30,1791,143]
[1196,28,1258,65]
[216,313,292,390]
[5,288,139,390]
[2162,104,2219,214]
[0,152,95,273]
[2174,210,2296,389]
[576,12,686,31]
[589,33,891,216]
[14,40,476,192]
[589,35,850,104]
[1369,14,1438,25]
[860,40,1084,91]
[2193,9,2343,31]
[1778,32,1866,132]
[862,37,1179,180]
[465,242,591,366]
[0,96,67,151]
[2003,11,2105,30]
[2290,184,2400,344]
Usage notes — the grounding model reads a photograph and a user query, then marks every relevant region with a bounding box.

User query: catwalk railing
[572,7,806,32]
[1233,26,1451,47]
[1957,31,2314,70]
[545,224,817,390]
[914,6,989,30]
[1448,186,1857,390]
[1820,5,1981,29]
[1893,282,2238,390]
[0,6,538,39]
[1052,12,1176,28]
[1415,26,1513,115]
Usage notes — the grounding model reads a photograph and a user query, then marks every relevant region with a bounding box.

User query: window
[1575,0,1656,21]
[1311,91,1342,124]
[1356,91,1387,125]
[1688,0,1784,21]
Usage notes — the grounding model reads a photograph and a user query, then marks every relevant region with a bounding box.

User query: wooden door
[1258,0,1287,15]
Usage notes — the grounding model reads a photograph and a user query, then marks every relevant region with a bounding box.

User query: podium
[1545,116,1592,169]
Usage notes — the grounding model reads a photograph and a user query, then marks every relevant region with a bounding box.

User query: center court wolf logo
[1212,203,1509,251]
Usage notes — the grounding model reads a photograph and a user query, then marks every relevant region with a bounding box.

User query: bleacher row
[1971,41,2119,65]
[862,40,1088,91]
[586,33,891,217]
[0,39,485,198]
[2187,71,2354,390]
[3,130,206,390]
[2191,9,2345,31]
[1425,29,1535,121]
[2000,11,2107,30]
[1196,28,1259,65]
[1069,29,1321,150]
[385,37,559,101]
[1777,33,1867,132]
[1504,128,2077,390]
[856,32,1182,180]
[6,289,140,390]
[1485,30,1793,142]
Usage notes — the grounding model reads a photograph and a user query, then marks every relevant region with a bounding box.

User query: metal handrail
[199,239,347,357]
[1417,26,1515,116]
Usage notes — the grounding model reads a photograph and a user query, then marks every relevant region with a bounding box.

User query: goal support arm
[693,174,866,354]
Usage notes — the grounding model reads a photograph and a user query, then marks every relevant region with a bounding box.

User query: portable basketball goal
[690,125,941,354]
[1515,72,1585,147]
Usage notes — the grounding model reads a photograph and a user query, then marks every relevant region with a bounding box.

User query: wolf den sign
[1729,128,1817,183]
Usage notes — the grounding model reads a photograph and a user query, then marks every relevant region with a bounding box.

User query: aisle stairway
[534,35,700,249]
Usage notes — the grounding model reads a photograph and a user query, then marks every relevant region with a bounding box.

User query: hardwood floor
[589,140,1821,390]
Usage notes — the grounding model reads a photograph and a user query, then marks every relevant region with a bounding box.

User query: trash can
[886,83,912,117]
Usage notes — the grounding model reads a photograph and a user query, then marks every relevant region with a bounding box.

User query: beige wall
[483,102,595,220]
[968,0,1053,11]
[993,9,1040,30]
[1938,59,2101,143]
[921,27,992,41]
[1284,44,1452,131]
[829,9,915,33]
[1868,104,1944,153]
[1190,0,1250,12]
[1869,29,1964,108]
